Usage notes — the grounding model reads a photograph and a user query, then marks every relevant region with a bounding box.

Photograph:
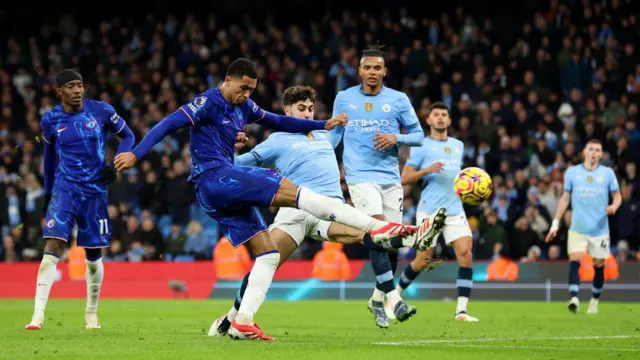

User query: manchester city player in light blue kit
[115,59,414,340]
[26,69,135,330]
[545,139,621,315]
[208,85,421,337]
[332,45,445,328]
[400,102,478,322]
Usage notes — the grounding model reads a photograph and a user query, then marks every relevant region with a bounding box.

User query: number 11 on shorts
[99,218,109,235]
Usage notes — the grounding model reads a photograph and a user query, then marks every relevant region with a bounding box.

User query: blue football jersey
[564,164,620,236]
[332,85,423,185]
[177,88,266,183]
[406,137,465,216]
[236,130,343,200]
[41,99,127,196]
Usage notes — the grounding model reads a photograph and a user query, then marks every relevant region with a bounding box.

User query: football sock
[30,252,60,324]
[236,251,279,325]
[229,271,251,321]
[456,267,473,314]
[296,187,385,232]
[399,263,421,290]
[85,256,104,314]
[592,266,604,299]
[569,260,580,298]
[364,234,400,308]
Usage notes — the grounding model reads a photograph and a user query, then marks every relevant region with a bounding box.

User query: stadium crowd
[1,0,640,264]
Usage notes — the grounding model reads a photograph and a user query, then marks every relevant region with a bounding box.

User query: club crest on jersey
[193,96,207,108]
[365,103,373,112]
[85,119,98,130]
[596,176,604,183]
[444,147,452,155]
[46,219,56,229]
[587,176,593,183]
[382,104,391,112]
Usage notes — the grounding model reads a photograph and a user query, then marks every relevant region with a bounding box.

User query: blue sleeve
[609,168,620,193]
[255,111,326,133]
[235,153,260,167]
[395,94,424,146]
[40,113,54,145]
[43,141,56,194]
[405,146,425,169]
[116,123,135,155]
[563,169,573,193]
[332,91,345,117]
[244,98,267,123]
[246,137,280,165]
[327,126,344,148]
[101,102,128,134]
[131,109,192,160]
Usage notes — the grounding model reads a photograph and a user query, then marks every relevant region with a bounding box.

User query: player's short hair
[282,85,316,106]
[226,58,257,79]
[361,44,386,61]
[586,139,602,147]
[428,102,450,116]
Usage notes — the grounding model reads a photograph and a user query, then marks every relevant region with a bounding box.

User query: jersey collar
[358,84,386,96]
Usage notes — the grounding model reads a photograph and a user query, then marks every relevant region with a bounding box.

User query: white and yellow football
[454,167,493,205]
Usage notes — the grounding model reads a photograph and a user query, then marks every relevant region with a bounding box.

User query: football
[454,167,493,205]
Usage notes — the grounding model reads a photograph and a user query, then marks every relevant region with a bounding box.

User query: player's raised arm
[248,99,347,133]
[327,92,346,149]
[114,96,206,171]
[394,94,425,146]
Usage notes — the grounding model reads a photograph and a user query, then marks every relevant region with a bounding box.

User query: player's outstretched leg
[415,208,447,250]
[451,236,478,322]
[363,234,416,327]
[25,239,65,330]
[84,248,104,329]
[587,260,605,314]
[273,180,416,243]
[568,259,581,313]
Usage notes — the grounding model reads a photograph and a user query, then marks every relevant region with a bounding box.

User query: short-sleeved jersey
[564,164,620,236]
[332,85,421,184]
[406,137,465,216]
[244,130,343,200]
[178,88,266,183]
[41,99,127,196]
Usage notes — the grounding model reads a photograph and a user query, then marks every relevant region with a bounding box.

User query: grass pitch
[1,299,639,359]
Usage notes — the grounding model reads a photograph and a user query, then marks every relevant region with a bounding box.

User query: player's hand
[114,152,138,172]
[41,193,52,213]
[235,132,248,150]
[544,230,557,243]
[373,133,398,150]
[99,163,117,185]
[325,113,348,130]
[606,205,618,215]
[426,161,445,174]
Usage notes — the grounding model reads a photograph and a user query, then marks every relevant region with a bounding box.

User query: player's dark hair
[586,139,602,146]
[428,102,450,116]
[361,44,386,60]
[282,86,316,106]
[226,58,257,79]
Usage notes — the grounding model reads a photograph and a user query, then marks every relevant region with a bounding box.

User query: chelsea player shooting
[208,85,422,337]
[114,59,415,341]
[25,69,135,331]
[332,45,444,328]
[545,139,621,315]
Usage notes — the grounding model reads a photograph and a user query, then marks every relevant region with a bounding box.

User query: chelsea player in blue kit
[208,86,421,337]
[400,102,477,322]
[331,45,444,327]
[114,59,414,340]
[545,139,621,315]
[25,70,135,330]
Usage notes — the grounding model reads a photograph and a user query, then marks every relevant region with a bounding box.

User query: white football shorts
[347,182,403,223]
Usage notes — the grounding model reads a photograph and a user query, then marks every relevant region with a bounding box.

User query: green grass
[1,299,639,359]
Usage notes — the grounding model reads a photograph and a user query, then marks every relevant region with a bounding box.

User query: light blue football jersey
[332,85,424,185]
[406,136,465,216]
[235,130,343,200]
[564,164,620,236]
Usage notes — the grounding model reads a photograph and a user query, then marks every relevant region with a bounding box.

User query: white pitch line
[374,334,640,346]
[442,344,640,352]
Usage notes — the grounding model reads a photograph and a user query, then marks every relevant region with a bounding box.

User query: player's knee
[272,178,299,207]
[43,238,65,256]
[85,248,103,261]
[569,252,584,262]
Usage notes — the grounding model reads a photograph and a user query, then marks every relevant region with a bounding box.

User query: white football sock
[371,287,385,302]
[85,258,104,314]
[456,296,469,314]
[227,306,238,321]
[236,252,280,325]
[385,289,402,310]
[31,253,59,324]
[296,187,384,232]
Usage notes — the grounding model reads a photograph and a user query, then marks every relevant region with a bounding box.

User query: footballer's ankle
[235,313,254,326]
